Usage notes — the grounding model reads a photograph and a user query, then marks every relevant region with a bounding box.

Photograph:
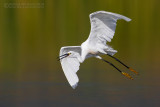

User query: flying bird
[58,11,138,89]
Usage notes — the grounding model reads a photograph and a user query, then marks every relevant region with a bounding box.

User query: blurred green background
[0,0,160,107]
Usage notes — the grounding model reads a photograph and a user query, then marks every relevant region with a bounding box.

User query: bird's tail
[105,46,117,56]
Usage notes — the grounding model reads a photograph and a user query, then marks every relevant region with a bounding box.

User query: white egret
[58,11,138,89]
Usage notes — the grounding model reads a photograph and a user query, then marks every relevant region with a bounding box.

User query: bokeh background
[0,0,160,107]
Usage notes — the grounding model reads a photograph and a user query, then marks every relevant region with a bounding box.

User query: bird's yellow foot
[122,72,134,80]
[129,68,138,75]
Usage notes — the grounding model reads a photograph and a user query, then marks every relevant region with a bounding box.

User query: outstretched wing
[88,11,131,45]
[59,46,81,89]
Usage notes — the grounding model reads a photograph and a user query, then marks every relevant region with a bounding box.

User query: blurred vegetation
[0,0,160,83]
[1,1,160,106]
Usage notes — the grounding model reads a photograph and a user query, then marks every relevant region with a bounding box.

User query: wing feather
[88,11,131,45]
[60,46,81,89]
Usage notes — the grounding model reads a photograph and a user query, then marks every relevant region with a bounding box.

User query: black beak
[57,53,69,61]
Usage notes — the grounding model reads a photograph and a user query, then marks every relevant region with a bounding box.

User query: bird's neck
[79,41,88,63]
[80,52,86,63]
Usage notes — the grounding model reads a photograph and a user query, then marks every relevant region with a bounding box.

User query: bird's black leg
[101,58,133,80]
[107,54,138,75]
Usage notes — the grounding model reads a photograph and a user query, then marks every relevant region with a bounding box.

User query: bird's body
[58,11,138,89]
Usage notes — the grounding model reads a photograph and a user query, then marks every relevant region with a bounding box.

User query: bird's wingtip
[71,83,78,89]
[90,10,132,22]
[126,18,132,22]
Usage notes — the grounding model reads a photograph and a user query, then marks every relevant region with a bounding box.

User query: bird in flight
[58,11,138,89]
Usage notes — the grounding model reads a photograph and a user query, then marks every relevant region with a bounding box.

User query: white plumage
[59,11,131,89]
[60,46,81,89]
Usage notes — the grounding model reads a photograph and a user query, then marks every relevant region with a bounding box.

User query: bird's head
[67,51,80,58]
[58,51,77,61]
